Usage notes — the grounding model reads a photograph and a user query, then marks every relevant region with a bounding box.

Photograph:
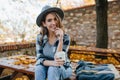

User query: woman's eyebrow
[47,18,52,22]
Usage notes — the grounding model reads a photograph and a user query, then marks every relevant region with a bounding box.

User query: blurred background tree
[95,0,108,59]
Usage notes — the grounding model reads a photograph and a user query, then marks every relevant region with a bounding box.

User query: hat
[36,5,64,27]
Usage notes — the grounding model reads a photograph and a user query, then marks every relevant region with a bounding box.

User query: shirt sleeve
[36,34,47,65]
[62,34,70,53]
[62,34,71,68]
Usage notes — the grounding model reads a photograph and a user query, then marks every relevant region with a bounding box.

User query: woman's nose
[52,20,56,24]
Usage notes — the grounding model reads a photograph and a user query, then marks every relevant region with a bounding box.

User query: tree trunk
[95,0,108,59]
[95,0,108,48]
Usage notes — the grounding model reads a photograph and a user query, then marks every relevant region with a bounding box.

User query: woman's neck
[48,31,57,45]
[48,31,56,38]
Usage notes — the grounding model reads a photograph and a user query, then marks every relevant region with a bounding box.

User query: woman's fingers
[54,58,65,66]
[54,28,63,37]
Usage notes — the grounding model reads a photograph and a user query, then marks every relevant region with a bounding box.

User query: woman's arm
[43,59,64,66]
[36,34,47,65]
[57,34,70,53]
[56,38,63,52]
[54,28,70,53]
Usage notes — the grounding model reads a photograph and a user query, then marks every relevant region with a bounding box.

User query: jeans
[35,64,72,80]
[75,60,114,80]
[77,73,114,80]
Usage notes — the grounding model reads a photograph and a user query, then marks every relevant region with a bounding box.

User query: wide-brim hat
[36,5,64,27]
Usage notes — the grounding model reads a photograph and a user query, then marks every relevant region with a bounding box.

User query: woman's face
[43,13,58,32]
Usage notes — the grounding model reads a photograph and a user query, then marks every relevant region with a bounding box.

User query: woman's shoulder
[36,34,48,43]
[36,33,43,41]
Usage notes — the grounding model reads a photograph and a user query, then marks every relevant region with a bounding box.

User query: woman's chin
[50,29,55,32]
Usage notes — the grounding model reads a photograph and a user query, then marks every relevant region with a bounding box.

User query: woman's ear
[42,22,46,27]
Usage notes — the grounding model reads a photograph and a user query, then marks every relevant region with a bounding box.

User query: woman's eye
[47,19,52,22]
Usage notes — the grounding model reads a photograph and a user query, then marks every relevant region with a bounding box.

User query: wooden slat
[0,43,35,52]
[69,46,120,54]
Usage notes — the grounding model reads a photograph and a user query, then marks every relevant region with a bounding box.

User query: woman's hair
[39,12,65,43]
[54,12,65,33]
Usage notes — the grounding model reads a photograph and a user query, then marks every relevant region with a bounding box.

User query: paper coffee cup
[55,51,66,61]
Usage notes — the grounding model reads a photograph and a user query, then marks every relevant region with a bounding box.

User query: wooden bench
[0,44,120,80]
[67,46,120,80]
[68,46,120,71]
[68,63,120,80]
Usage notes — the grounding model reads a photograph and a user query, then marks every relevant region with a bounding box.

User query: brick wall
[63,1,120,49]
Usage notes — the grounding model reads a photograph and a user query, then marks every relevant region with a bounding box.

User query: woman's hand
[54,28,63,40]
[53,56,65,66]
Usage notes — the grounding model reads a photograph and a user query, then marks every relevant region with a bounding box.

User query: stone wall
[63,1,120,49]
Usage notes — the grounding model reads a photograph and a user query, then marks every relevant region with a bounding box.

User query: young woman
[35,5,72,80]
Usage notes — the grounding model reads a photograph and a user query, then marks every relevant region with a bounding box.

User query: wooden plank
[0,74,12,80]
[0,55,35,76]
[69,46,120,54]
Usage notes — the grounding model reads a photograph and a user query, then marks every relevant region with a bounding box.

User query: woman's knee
[48,66,60,73]
[64,67,72,78]
[35,65,48,80]
[35,65,47,72]
[47,66,61,80]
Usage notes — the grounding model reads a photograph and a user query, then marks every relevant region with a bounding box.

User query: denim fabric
[75,60,114,80]
[77,73,114,80]
[35,64,72,80]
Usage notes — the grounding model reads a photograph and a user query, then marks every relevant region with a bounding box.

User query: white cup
[55,51,66,61]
